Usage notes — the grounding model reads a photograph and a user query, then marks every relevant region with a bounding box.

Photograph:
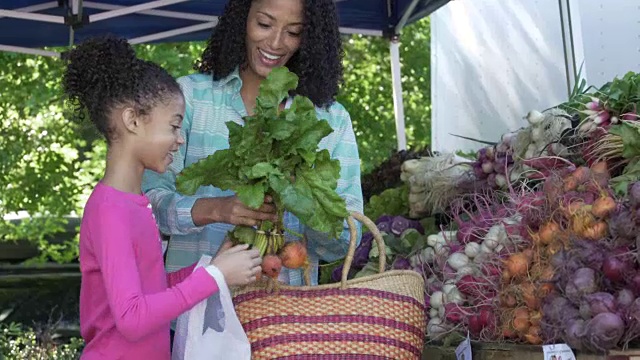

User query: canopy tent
[0,0,450,150]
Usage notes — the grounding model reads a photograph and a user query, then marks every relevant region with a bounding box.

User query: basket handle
[341,212,386,289]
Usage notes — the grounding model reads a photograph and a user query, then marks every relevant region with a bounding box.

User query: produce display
[176,66,640,354]
[361,147,432,203]
[325,71,640,354]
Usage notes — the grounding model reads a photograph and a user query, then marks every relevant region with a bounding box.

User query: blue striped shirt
[141,69,363,287]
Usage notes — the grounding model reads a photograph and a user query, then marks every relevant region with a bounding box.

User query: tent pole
[395,0,421,34]
[69,0,82,46]
[0,44,59,58]
[390,35,407,151]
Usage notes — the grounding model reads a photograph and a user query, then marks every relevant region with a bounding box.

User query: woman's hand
[192,195,277,227]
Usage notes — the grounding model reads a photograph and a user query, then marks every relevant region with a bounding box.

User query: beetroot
[583,312,625,352]
[565,268,598,303]
[629,182,640,209]
[626,272,640,297]
[583,292,617,318]
[602,250,633,283]
[564,318,585,350]
[616,289,635,308]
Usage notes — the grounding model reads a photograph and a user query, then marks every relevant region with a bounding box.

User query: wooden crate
[422,342,640,360]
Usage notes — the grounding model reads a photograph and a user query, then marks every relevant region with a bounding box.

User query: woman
[142,0,363,288]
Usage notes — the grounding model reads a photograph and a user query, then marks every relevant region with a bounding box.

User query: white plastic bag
[172,255,251,360]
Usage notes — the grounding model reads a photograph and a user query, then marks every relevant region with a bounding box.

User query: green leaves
[609,122,640,159]
[177,66,348,239]
[236,183,267,209]
[256,67,298,111]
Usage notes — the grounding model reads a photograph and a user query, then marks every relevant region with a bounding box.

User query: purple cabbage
[391,257,412,270]
[352,233,373,269]
[331,264,358,283]
[390,216,411,236]
[376,221,391,233]
[375,215,394,226]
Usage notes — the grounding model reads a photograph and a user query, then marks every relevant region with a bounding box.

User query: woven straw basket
[232,212,426,359]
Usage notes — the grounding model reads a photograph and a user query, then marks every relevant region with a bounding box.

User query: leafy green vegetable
[318,258,345,285]
[354,260,380,279]
[368,238,393,259]
[611,158,640,197]
[176,67,349,239]
[608,122,640,159]
[364,185,409,221]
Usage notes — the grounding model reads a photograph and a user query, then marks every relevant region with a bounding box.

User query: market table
[423,342,640,360]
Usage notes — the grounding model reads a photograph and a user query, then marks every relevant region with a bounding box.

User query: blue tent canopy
[0,0,448,51]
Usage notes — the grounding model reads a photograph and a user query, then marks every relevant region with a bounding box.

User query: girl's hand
[210,244,262,286]
[192,195,277,227]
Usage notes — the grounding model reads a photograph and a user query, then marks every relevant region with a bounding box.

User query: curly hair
[196,0,344,108]
[62,35,182,142]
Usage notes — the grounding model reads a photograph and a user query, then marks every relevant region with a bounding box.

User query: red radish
[444,303,468,324]
[586,100,600,110]
[457,275,492,297]
[262,255,282,278]
[278,241,308,269]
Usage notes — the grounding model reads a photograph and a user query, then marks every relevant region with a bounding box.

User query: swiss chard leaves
[176,67,348,239]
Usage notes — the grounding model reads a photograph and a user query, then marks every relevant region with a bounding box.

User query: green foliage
[177,68,349,239]
[0,42,206,262]
[364,185,410,221]
[0,322,83,360]
[340,18,431,174]
[0,50,82,262]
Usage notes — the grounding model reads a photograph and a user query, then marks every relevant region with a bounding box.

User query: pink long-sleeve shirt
[79,182,219,359]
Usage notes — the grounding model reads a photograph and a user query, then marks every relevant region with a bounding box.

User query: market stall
[336,70,640,358]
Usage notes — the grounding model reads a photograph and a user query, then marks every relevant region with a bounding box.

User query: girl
[64,35,262,359]
[142,0,363,290]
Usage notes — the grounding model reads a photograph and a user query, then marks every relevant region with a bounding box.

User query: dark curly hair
[63,35,182,143]
[196,0,344,108]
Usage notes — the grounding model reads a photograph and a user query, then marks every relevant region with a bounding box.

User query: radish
[464,242,481,258]
[447,252,470,270]
[430,291,444,309]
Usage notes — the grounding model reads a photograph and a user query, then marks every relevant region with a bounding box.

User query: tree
[0,19,431,262]
[340,18,431,174]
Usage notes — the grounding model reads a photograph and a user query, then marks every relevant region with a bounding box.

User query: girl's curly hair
[196,0,344,108]
[63,35,182,142]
